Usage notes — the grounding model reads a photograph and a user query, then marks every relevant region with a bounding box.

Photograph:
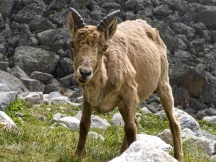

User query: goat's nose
[79,68,92,78]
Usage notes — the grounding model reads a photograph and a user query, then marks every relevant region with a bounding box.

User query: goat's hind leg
[157,80,184,162]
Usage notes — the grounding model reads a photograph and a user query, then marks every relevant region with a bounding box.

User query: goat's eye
[103,45,108,51]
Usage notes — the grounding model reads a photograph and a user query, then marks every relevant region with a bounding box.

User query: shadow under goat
[66,7,183,162]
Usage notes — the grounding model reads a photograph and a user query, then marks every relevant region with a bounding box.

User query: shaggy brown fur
[67,10,183,162]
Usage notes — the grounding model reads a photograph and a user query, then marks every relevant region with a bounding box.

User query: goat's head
[67,8,120,86]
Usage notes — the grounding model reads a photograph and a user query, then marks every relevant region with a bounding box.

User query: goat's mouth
[78,78,87,84]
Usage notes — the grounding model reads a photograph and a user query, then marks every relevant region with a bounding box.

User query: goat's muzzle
[76,66,93,85]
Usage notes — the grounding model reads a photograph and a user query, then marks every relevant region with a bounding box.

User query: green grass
[0,99,215,162]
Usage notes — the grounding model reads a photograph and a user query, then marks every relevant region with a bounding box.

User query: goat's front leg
[119,84,139,153]
[74,97,93,156]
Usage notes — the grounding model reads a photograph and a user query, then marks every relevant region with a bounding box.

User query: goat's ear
[67,8,85,35]
[67,12,75,34]
[105,18,118,40]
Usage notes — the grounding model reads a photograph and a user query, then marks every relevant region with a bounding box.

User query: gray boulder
[0,0,14,18]
[202,116,216,124]
[22,92,43,104]
[153,5,173,16]
[0,13,4,29]
[0,92,18,111]
[36,28,71,52]
[10,66,30,79]
[20,78,45,92]
[0,83,11,92]
[0,111,17,129]
[56,116,80,130]
[48,91,62,99]
[171,22,195,38]
[0,61,9,71]
[0,70,28,93]
[88,131,105,142]
[29,16,56,33]
[50,96,71,105]
[196,108,216,120]
[184,134,216,155]
[51,112,66,122]
[91,115,110,129]
[111,113,124,126]
[14,3,46,23]
[70,0,91,9]
[109,140,177,162]
[30,71,53,84]
[14,46,59,75]
[55,57,74,78]
[157,129,173,144]
[137,133,173,152]
[22,0,46,6]
[58,74,74,88]
[44,78,63,94]
[170,65,206,97]
[140,107,152,114]
[197,10,216,30]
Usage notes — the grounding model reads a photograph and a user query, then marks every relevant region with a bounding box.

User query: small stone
[88,131,105,141]
[140,107,152,114]
[111,113,124,126]
[15,112,25,117]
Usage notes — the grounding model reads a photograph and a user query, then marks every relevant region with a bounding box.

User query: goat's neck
[83,56,108,106]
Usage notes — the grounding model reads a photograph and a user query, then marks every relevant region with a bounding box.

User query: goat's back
[106,20,168,101]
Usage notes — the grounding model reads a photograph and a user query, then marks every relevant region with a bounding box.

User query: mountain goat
[67,8,183,161]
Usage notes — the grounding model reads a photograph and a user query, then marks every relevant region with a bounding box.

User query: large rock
[70,0,91,9]
[137,133,173,152]
[14,2,46,23]
[30,71,53,84]
[0,0,14,18]
[170,65,206,97]
[36,28,71,52]
[44,78,63,94]
[0,70,28,93]
[184,134,216,155]
[0,83,11,92]
[20,78,45,92]
[0,92,18,111]
[54,57,74,78]
[9,66,30,79]
[14,46,59,75]
[29,16,56,33]
[171,22,195,38]
[197,10,216,30]
[109,140,177,162]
